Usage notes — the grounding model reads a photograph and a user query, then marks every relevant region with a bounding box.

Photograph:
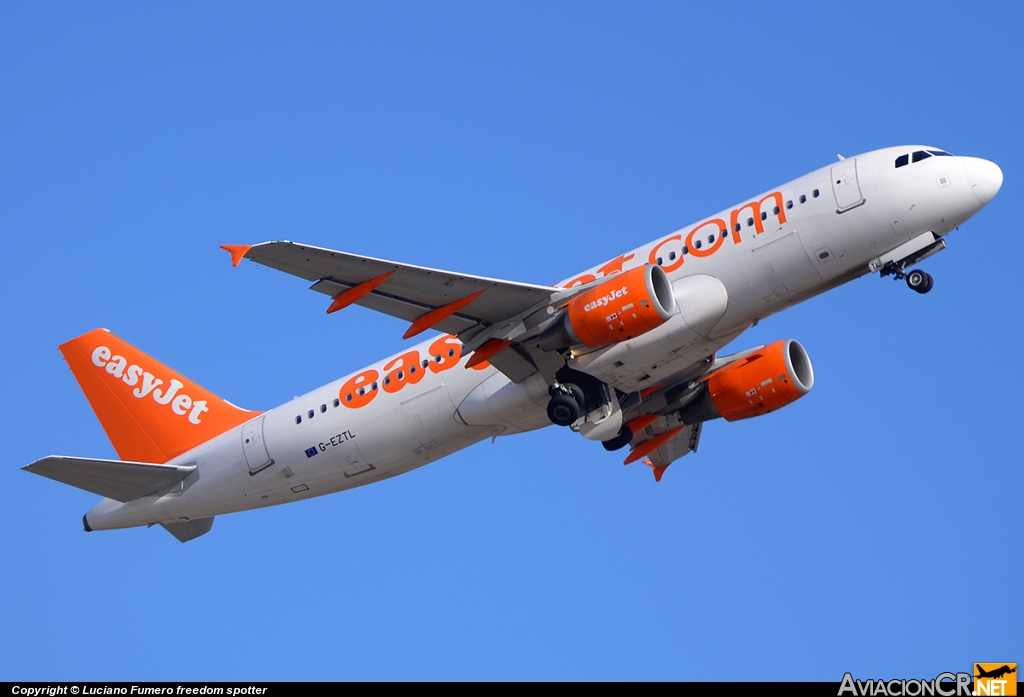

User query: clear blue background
[2,1,1019,681]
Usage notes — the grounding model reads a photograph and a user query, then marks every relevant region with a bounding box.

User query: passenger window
[320,404,327,413]
[371,382,378,391]
[720,229,727,239]
[707,234,715,244]
[912,150,931,163]
[307,410,314,419]
[656,257,663,265]
[694,240,702,250]
[761,212,767,221]
[682,246,689,255]
[422,359,429,368]
[786,200,793,209]
[773,206,780,215]
[345,394,352,403]
[895,154,909,168]
[747,218,754,227]
[734,223,741,232]
[799,195,806,203]
[295,416,302,425]
[812,189,820,198]
[333,398,340,408]
[668,251,676,261]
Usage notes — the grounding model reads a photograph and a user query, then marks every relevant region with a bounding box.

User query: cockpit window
[895,154,909,168]
[912,150,931,163]
[927,149,953,156]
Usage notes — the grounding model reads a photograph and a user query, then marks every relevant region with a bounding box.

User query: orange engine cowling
[680,339,814,423]
[539,264,676,351]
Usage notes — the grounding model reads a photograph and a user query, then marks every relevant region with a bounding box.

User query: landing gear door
[831,159,865,212]
[242,415,273,474]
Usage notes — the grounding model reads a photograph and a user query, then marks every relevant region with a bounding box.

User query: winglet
[220,244,252,267]
[465,338,512,369]
[643,459,670,482]
[327,272,395,315]
[403,290,486,339]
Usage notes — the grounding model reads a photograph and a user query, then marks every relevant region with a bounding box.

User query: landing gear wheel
[602,426,634,452]
[906,269,934,294]
[547,394,581,426]
[566,384,586,410]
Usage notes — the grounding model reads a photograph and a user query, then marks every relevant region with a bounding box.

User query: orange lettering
[339,369,379,409]
[730,191,787,243]
[382,351,426,394]
[648,234,684,272]
[427,335,463,374]
[597,253,635,277]
[562,273,597,289]
[686,218,727,258]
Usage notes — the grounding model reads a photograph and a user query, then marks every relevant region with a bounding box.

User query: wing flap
[647,422,703,467]
[24,456,197,503]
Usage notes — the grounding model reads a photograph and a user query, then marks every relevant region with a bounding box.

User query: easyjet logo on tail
[91,345,209,424]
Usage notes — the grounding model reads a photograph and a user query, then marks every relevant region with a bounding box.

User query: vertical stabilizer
[60,328,259,463]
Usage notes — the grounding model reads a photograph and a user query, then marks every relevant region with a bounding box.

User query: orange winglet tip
[465,338,512,369]
[220,244,252,267]
[643,459,670,482]
[404,290,486,339]
[623,426,684,465]
[327,271,395,315]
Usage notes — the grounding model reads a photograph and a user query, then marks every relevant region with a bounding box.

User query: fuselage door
[241,415,273,474]
[831,159,865,211]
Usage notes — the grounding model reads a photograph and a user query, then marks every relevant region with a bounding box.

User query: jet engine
[680,339,814,423]
[539,264,676,351]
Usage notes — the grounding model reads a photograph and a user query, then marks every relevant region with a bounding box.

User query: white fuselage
[85,146,1001,530]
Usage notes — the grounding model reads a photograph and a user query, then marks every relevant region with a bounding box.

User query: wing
[228,241,558,336]
[225,241,587,382]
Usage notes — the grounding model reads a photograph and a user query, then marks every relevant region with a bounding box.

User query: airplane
[976,665,1017,680]
[24,145,1002,542]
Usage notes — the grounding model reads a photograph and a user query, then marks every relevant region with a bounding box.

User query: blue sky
[1,1,1020,681]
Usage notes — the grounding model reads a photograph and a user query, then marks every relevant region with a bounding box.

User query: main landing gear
[881,261,934,295]
[601,425,633,452]
[547,383,585,426]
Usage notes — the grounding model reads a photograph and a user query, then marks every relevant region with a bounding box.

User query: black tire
[547,394,581,426]
[906,269,933,294]
[602,426,634,451]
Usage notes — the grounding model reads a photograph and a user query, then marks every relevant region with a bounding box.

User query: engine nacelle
[539,264,676,351]
[680,339,814,423]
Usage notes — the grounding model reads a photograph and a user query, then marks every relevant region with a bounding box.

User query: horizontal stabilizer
[161,517,214,543]
[24,456,196,503]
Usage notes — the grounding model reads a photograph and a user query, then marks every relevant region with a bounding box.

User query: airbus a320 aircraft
[25,146,1002,542]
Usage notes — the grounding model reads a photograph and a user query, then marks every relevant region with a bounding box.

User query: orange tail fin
[60,329,258,464]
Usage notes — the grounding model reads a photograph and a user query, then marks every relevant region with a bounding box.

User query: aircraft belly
[456,372,551,433]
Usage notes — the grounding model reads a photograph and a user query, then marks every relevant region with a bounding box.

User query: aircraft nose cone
[962,157,1003,206]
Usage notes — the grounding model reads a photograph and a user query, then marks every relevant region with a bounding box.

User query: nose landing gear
[905,269,934,294]
[881,261,934,294]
